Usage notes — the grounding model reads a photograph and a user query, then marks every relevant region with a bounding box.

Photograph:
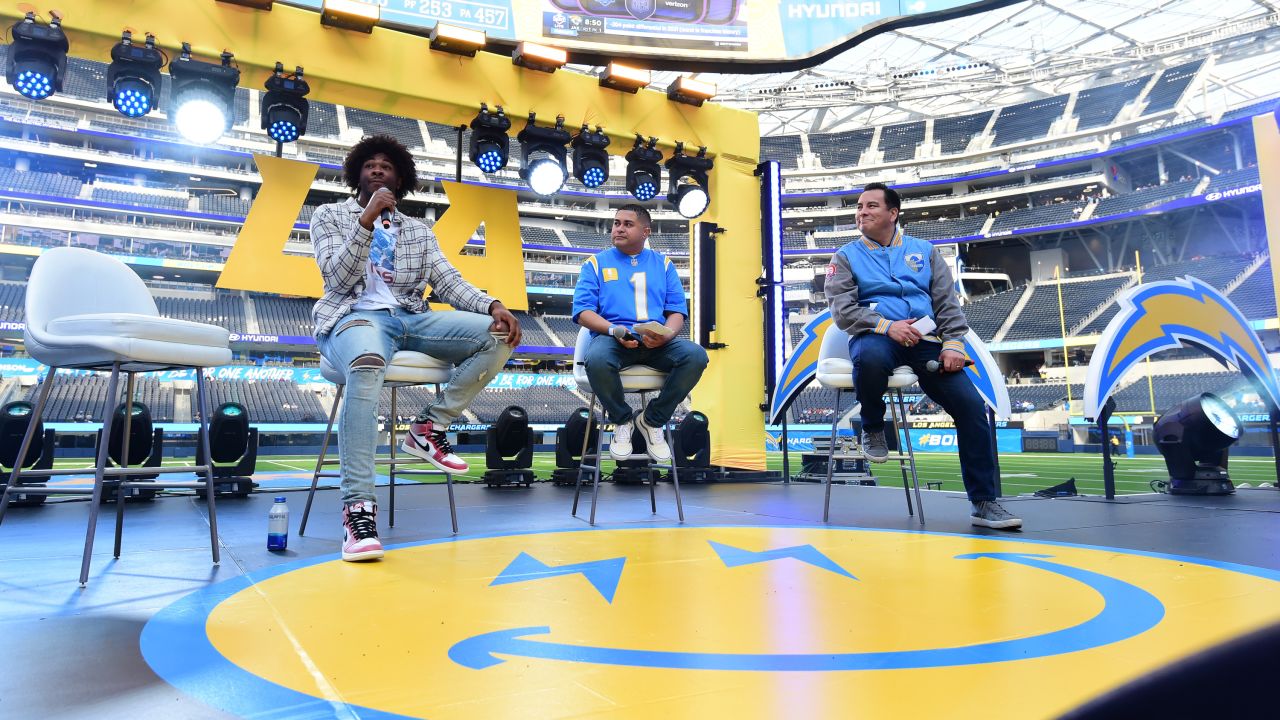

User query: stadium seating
[761,135,804,169]
[307,101,342,138]
[206,378,328,423]
[963,286,1027,341]
[1143,59,1204,114]
[1074,75,1150,130]
[880,121,925,162]
[991,96,1069,146]
[1110,371,1239,413]
[1207,166,1260,193]
[0,168,81,197]
[934,111,993,155]
[155,294,248,329]
[344,107,424,148]
[198,194,252,217]
[1228,260,1277,320]
[93,187,189,211]
[1095,178,1200,217]
[808,128,874,168]
[254,295,315,337]
[905,216,987,240]
[987,202,1085,233]
[512,311,558,346]
[542,315,581,344]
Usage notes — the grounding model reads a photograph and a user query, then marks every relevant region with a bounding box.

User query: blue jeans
[317,308,512,504]
[584,335,708,426]
[850,333,998,502]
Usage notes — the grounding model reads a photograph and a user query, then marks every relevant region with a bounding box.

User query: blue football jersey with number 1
[572,247,687,331]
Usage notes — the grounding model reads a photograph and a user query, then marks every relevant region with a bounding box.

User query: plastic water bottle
[267,496,289,551]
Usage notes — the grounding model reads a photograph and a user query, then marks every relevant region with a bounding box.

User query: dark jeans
[850,333,998,502]
[584,335,708,426]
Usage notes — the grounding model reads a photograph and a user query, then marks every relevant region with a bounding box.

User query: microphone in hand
[926,358,975,373]
[375,187,393,229]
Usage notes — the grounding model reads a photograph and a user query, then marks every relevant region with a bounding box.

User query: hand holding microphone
[362,186,396,230]
[926,357,975,373]
[376,187,394,229]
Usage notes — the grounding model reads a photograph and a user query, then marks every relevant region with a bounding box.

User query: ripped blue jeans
[317,307,512,504]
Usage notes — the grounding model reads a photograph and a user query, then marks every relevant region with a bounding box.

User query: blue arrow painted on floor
[708,540,856,579]
[449,552,1165,671]
[490,551,626,603]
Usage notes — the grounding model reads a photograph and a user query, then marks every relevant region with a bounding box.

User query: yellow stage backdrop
[1255,114,1280,326]
[3,1,765,469]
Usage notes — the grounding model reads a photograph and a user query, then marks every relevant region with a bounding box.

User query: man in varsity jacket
[825,182,1021,530]
[572,205,708,463]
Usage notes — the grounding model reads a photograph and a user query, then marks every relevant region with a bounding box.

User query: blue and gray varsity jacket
[825,227,969,356]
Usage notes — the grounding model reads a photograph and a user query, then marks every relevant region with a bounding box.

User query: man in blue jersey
[826,182,1021,530]
[573,205,708,462]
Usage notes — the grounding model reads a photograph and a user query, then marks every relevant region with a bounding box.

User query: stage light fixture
[482,405,536,487]
[666,75,716,106]
[624,135,663,202]
[168,44,240,145]
[469,103,511,173]
[599,62,650,93]
[518,113,571,196]
[261,62,309,144]
[107,31,164,118]
[666,143,713,218]
[430,23,486,56]
[1154,392,1241,495]
[6,12,67,101]
[571,125,610,189]
[513,41,566,73]
[320,0,379,33]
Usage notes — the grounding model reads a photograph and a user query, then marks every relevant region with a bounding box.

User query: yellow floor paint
[186,527,1280,718]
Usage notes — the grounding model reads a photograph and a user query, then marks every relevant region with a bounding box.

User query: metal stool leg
[666,423,684,522]
[113,372,138,557]
[823,389,844,522]
[300,384,342,535]
[388,386,397,528]
[897,389,925,525]
[0,367,57,527]
[572,394,597,518]
[194,370,222,560]
[80,362,122,587]
[888,391,914,517]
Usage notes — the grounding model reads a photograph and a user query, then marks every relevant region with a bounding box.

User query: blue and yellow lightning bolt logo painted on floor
[141,526,1280,719]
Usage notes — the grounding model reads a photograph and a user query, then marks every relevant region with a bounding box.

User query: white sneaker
[609,419,634,461]
[635,413,672,463]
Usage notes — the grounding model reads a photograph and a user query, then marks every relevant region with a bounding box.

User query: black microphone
[926,358,975,373]
[376,187,393,229]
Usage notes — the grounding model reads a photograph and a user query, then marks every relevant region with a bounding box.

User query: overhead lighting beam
[513,42,567,73]
[320,0,379,33]
[667,76,716,106]
[600,62,650,93]
[430,23,485,56]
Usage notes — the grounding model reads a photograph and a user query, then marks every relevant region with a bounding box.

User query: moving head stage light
[517,113,571,196]
[6,12,68,101]
[552,407,598,485]
[1154,392,1241,495]
[107,32,164,118]
[666,143,713,219]
[572,125,610,189]
[261,63,309,144]
[168,44,240,145]
[0,401,55,506]
[469,103,511,173]
[482,405,536,487]
[195,402,259,497]
[625,135,662,202]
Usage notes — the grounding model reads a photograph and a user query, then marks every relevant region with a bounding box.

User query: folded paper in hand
[909,316,937,335]
[632,321,675,337]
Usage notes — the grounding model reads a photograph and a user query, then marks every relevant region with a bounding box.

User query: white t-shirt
[353,220,400,311]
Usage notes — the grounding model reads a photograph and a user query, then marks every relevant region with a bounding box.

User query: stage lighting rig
[261,62,309,144]
[1154,392,1241,495]
[168,43,240,145]
[625,135,663,202]
[512,41,567,73]
[6,12,68,101]
[430,23,486,56]
[320,0,379,33]
[666,143,713,219]
[666,76,716,107]
[571,125,610,189]
[599,62,650,93]
[518,113,571,196]
[107,31,164,118]
[469,103,511,173]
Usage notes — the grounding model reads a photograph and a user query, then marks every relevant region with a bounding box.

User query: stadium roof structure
[638,0,1280,137]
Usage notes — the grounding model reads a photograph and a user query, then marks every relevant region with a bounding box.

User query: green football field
[54,451,1279,495]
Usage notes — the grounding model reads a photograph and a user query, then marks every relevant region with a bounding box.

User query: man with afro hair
[311,134,522,561]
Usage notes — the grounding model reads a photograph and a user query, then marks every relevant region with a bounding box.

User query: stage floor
[2,479,1279,719]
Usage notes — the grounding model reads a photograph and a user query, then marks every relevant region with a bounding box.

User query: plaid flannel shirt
[310,197,495,337]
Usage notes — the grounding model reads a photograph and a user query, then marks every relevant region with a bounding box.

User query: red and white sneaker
[402,420,469,473]
[341,501,383,562]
